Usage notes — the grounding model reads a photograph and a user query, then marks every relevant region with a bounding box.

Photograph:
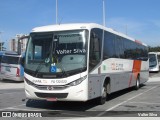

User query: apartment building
[9,34,28,53]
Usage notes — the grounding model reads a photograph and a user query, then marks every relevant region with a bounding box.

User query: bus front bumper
[24,80,88,102]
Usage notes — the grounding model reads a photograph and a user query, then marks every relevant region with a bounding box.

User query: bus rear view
[1,52,24,81]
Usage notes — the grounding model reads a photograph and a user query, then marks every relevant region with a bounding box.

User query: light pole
[103,0,106,27]
[56,0,58,24]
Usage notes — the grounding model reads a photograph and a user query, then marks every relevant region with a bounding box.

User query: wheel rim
[136,79,139,88]
[102,86,107,100]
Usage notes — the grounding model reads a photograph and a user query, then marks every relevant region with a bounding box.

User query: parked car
[1,51,24,81]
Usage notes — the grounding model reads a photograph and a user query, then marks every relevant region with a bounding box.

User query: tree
[148,46,160,52]
[0,42,6,51]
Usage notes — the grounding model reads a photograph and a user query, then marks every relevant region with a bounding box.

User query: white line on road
[129,101,160,105]
[0,104,26,111]
[96,86,158,117]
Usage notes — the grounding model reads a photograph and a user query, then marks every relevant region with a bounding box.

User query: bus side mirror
[54,35,59,42]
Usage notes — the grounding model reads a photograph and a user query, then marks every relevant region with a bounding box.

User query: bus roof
[4,51,24,57]
[149,52,160,55]
[31,23,147,47]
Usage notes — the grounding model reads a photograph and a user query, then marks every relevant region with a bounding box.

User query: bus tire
[135,76,140,90]
[97,84,107,105]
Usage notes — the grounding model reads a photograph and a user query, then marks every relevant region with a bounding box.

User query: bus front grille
[35,92,68,98]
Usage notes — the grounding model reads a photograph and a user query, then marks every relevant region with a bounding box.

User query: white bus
[1,51,25,81]
[149,52,160,72]
[24,23,149,104]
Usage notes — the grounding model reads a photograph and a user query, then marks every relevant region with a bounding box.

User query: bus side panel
[100,59,148,93]
[88,74,102,100]
[100,58,136,93]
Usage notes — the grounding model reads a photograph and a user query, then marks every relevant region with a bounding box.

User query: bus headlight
[67,75,87,86]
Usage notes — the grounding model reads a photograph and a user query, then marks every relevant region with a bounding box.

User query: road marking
[0,104,26,111]
[129,101,160,105]
[96,86,157,117]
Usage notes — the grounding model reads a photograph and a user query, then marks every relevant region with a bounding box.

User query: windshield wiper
[34,61,44,77]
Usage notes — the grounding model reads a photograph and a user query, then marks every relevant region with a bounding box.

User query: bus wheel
[135,76,140,90]
[98,84,107,105]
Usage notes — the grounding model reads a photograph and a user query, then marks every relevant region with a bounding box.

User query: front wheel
[97,85,107,105]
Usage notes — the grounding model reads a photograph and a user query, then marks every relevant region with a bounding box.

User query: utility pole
[103,0,106,27]
[56,0,58,24]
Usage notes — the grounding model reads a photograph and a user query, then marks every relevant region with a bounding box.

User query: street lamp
[56,0,58,24]
[103,0,106,27]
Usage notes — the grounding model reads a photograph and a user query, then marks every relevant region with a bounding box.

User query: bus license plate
[46,98,57,101]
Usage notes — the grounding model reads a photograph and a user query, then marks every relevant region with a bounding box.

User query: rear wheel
[135,76,140,90]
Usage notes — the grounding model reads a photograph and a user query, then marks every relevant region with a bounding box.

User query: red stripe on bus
[129,60,142,87]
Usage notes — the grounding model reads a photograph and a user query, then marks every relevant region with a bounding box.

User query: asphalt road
[149,72,160,78]
[0,72,160,118]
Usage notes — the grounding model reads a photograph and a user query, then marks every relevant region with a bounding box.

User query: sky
[0,0,160,49]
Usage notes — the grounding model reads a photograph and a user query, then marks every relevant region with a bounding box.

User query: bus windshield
[25,30,88,78]
[149,54,157,67]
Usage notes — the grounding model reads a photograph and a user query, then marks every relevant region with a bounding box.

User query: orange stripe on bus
[129,60,142,87]
[135,40,142,45]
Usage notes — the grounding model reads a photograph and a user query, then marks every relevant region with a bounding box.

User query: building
[9,34,28,53]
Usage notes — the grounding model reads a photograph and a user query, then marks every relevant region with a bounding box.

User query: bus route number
[51,80,67,84]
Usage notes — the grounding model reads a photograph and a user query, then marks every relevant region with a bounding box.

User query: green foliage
[0,42,6,51]
[148,46,160,52]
